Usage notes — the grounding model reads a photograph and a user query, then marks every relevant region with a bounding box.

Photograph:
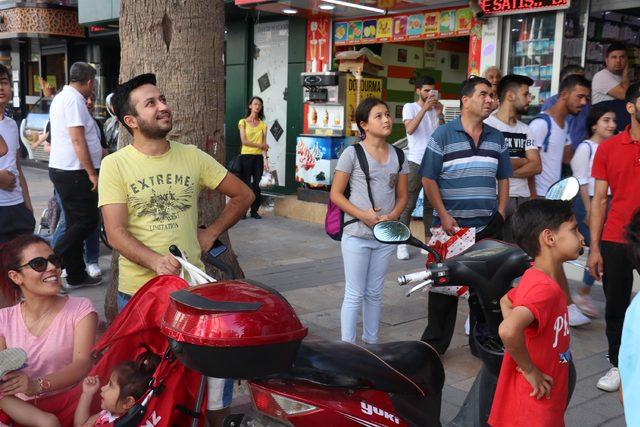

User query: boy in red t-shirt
[489,199,583,427]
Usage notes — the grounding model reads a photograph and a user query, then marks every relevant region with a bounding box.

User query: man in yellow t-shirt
[99,73,253,308]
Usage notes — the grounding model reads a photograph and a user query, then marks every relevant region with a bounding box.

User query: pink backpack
[325,143,404,241]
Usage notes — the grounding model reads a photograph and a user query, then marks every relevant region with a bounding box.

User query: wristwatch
[36,377,51,393]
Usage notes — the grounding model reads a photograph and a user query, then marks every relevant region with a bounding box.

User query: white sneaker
[397,244,410,260]
[464,316,470,336]
[596,367,620,392]
[86,263,102,278]
[568,304,590,327]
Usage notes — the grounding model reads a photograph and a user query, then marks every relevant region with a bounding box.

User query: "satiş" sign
[480,0,570,15]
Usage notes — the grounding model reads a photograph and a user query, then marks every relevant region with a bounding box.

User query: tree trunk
[106,0,244,322]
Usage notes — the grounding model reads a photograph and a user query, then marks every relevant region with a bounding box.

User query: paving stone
[565,406,608,427]
[600,415,627,427]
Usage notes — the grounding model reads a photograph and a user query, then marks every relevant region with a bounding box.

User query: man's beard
[138,116,172,139]
[515,104,529,114]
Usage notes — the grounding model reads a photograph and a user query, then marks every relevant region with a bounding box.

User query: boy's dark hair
[625,81,640,105]
[414,75,435,89]
[0,64,10,82]
[559,64,584,82]
[626,209,640,270]
[497,74,533,103]
[355,97,388,135]
[460,76,491,100]
[586,103,616,138]
[112,73,157,135]
[606,43,627,57]
[511,199,574,257]
[559,74,590,95]
[114,346,161,402]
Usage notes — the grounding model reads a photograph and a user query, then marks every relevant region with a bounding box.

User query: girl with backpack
[570,104,616,318]
[330,98,409,344]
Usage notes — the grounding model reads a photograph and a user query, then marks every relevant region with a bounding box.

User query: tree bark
[106,0,244,322]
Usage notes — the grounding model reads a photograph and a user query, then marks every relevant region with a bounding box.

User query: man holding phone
[398,76,443,260]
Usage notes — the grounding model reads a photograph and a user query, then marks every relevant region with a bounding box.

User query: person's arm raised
[101,203,181,275]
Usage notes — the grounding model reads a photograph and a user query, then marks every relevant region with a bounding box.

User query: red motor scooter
[221,177,581,427]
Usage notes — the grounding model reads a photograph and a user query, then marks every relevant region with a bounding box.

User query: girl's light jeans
[340,233,395,344]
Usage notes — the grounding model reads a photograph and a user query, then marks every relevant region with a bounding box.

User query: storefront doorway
[335,36,469,143]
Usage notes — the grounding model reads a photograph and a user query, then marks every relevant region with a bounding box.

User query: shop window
[506,12,556,117]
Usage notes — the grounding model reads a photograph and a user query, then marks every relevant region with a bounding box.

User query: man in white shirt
[529,73,592,327]
[530,75,590,197]
[0,64,34,243]
[592,43,629,105]
[397,76,442,259]
[592,43,631,132]
[483,74,541,241]
[48,62,103,289]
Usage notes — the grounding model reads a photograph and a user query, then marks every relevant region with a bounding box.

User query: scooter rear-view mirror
[373,220,442,263]
[545,176,580,201]
[373,220,411,244]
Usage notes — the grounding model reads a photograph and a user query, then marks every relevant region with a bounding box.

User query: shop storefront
[236,0,481,196]
[478,0,639,118]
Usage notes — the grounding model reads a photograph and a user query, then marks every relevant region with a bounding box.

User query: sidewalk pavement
[24,166,628,426]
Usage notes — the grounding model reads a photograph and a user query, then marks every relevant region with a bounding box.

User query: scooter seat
[273,339,444,397]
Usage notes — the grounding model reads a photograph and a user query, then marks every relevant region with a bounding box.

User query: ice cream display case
[298,71,381,187]
[295,136,355,187]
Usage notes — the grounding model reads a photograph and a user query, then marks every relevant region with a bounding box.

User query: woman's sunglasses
[15,254,62,272]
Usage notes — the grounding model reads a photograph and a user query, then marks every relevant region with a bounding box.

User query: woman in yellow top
[238,96,269,219]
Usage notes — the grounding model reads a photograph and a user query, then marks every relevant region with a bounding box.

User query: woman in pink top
[0,235,97,426]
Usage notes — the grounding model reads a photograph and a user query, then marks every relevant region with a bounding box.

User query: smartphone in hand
[208,239,228,258]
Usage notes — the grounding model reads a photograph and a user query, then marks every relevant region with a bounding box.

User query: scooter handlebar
[398,270,431,286]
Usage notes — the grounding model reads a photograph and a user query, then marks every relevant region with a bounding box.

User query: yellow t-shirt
[239,118,267,155]
[98,141,228,295]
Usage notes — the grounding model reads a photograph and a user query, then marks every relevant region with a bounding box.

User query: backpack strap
[392,145,405,173]
[353,143,375,208]
[532,113,553,153]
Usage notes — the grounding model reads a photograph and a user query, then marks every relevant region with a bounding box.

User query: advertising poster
[393,16,407,41]
[334,7,473,46]
[345,76,383,133]
[306,19,331,72]
[295,136,352,187]
[253,21,289,187]
[363,20,377,42]
[376,18,393,40]
[424,12,439,37]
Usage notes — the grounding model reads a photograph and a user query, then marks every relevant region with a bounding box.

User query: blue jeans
[573,195,595,287]
[117,291,132,312]
[52,191,100,264]
[340,234,395,344]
